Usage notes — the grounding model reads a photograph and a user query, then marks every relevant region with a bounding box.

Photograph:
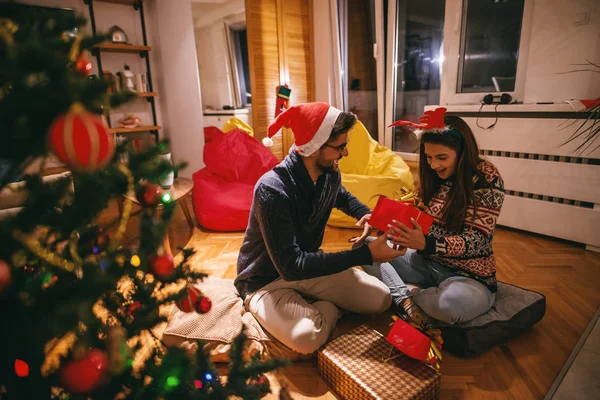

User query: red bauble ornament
[195,296,212,314]
[177,286,202,313]
[135,182,163,208]
[48,103,115,172]
[14,359,29,377]
[150,254,174,279]
[127,301,142,315]
[75,53,92,76]
[0,259,11,293]
[60,349,108,394]
[249,375,270,398]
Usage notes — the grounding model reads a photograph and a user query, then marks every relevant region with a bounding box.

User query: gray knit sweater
[234,150,373,298]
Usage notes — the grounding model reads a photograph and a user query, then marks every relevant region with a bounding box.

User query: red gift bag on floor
[369,196,434,234]
[386,319,431,362]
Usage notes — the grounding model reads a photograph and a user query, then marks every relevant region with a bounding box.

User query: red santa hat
[262,102,342,156]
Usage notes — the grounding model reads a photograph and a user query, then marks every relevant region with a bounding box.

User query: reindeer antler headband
[388,107,462,141]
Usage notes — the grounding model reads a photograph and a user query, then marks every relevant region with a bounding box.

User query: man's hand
[367,232,406,262]
[349,213,373,245]
[387,218,426,251]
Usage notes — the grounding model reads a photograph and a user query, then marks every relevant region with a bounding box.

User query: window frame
[440,0,534,105]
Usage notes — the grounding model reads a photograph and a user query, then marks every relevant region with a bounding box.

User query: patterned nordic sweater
[420,159,504,293]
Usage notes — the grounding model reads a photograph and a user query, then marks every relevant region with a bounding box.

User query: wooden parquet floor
[103,197,600,400]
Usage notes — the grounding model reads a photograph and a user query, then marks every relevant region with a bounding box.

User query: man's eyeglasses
[322,142,348,152]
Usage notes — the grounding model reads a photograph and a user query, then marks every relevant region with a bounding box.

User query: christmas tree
[0,9,287,399]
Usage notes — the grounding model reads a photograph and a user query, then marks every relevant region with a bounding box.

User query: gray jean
[361,248,495,324]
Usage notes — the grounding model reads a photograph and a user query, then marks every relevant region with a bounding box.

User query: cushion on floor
[436,282,546,357]
[162,277,312,362]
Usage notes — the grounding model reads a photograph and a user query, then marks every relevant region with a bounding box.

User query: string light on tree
[14,359,29,377]
[129,254,141,267]
[74,53,92,76]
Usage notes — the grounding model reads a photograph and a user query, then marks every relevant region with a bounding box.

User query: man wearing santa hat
[235,102,405,355]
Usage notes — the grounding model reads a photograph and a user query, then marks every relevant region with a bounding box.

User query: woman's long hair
[418,116,484,230]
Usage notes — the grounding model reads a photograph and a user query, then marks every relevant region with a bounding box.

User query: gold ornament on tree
[0,18,18,46]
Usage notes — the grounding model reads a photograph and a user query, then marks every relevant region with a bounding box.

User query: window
[441,0,533,105]
[334,0,532,158]
[230,28,251,106]
[340,0,383,140]
[386,0,446,156]
[457,0,525,94]
[226,25,251,108]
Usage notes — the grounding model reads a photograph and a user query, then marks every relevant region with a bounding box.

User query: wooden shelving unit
[109,125,161,134]
[85,0,159,141]
[94,43,151,53]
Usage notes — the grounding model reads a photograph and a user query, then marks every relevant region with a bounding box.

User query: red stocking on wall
[275,85,291,117]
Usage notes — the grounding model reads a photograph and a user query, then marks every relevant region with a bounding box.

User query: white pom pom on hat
[262,136,274,147]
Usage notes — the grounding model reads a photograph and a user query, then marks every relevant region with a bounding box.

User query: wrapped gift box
[369,196,434,235]
[318,324,440,400]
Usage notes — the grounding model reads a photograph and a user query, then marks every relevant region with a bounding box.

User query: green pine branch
[0,9,287,400]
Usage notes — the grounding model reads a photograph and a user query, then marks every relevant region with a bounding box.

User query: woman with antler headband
[358,108,505,325]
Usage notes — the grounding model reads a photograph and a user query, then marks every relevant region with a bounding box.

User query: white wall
[149,0,205,177]
[522,0,600,103]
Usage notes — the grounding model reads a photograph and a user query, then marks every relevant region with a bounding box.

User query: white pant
[244,268,391,354]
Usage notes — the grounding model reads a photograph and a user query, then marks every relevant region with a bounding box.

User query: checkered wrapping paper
[318,324,441,400]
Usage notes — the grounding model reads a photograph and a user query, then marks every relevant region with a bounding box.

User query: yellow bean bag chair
[222,117,253,137]
[328,121,415,228]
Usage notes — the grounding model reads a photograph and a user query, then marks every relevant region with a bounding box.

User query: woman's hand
[387,218,426,251]
[349,213,372,245]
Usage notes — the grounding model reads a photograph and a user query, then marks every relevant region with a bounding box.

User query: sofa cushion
[436,282,546,357]
[0,171,72,211]
[162,277,311,362]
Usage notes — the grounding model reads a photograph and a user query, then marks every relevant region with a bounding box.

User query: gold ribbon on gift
[393,186,428,211]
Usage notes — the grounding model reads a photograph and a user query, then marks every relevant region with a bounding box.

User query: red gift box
[369,196,434,235]
[386,319,432,362]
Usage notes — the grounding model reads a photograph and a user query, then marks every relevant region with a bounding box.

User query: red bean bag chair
[192,128,279,231]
